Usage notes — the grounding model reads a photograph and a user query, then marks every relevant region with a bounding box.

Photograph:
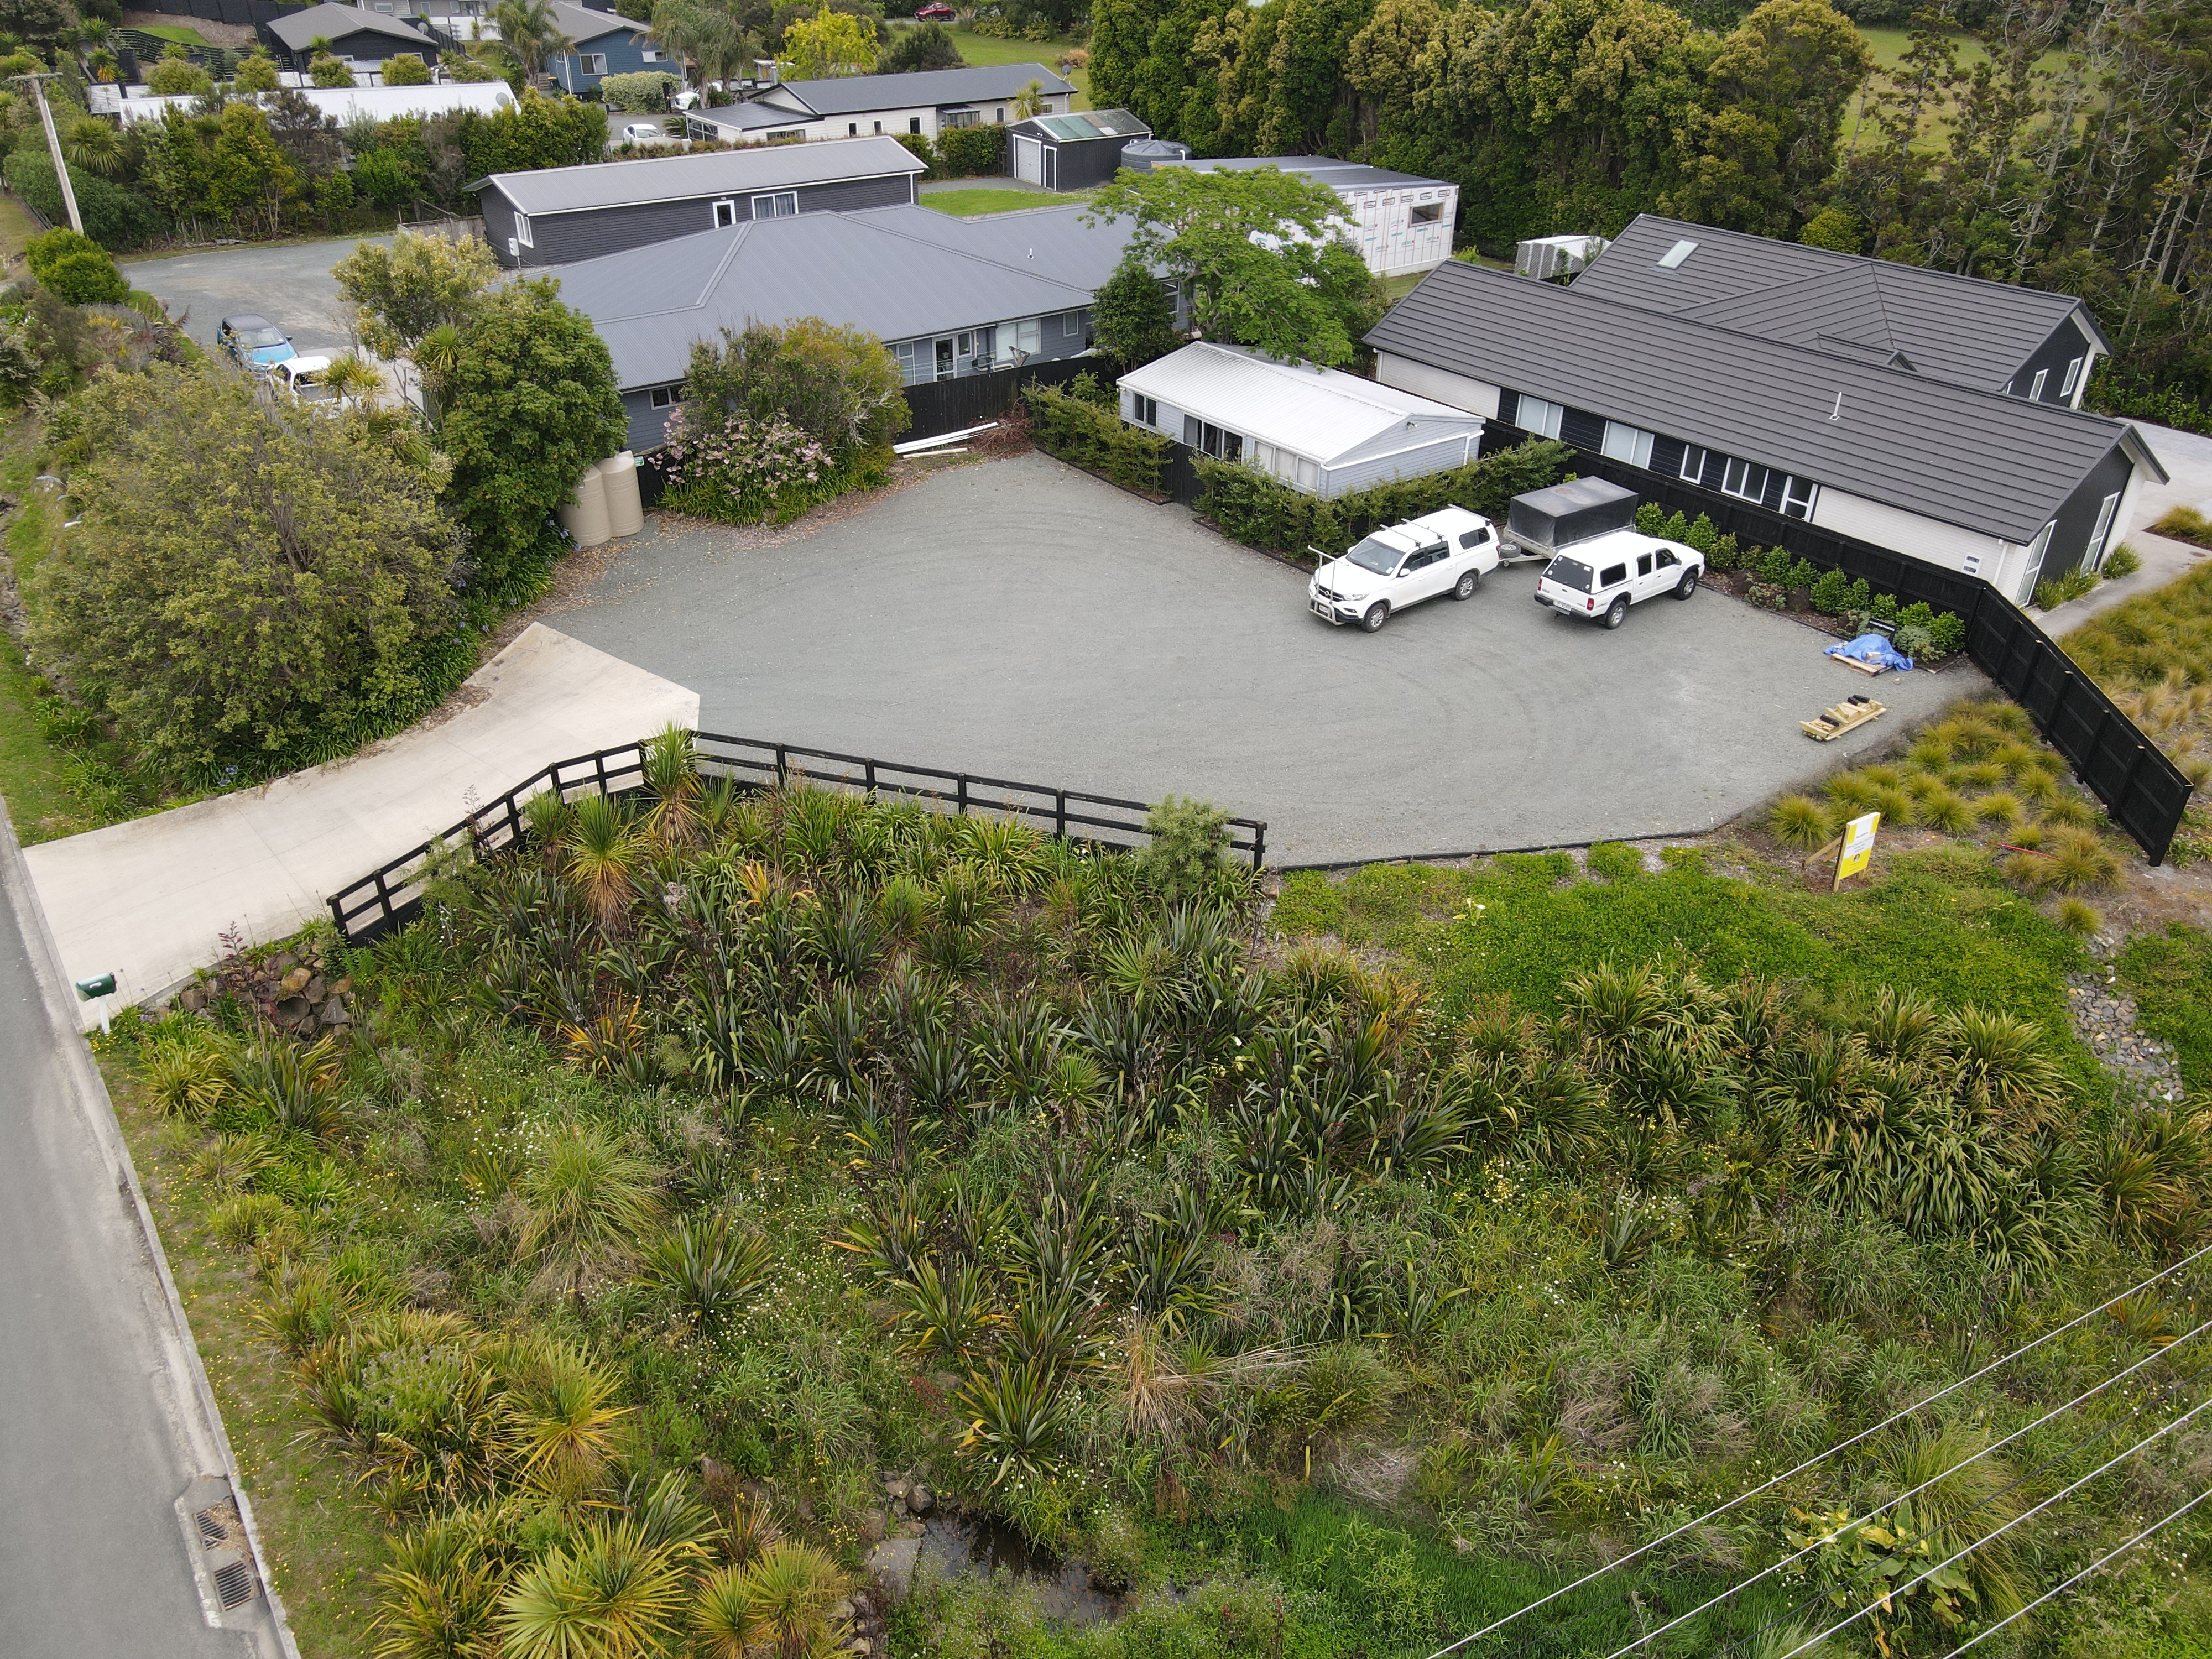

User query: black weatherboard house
[1573,214,2111,409]
[262,2,439,70]
[1006,108,1151,191]
[471,136,928,269]
[1366,253,2166,606]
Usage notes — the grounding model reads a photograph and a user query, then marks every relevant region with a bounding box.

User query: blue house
[544,0,661,97]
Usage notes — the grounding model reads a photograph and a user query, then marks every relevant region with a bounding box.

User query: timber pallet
[1801,695,1885,742]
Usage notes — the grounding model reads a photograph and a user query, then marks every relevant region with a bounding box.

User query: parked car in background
[1309,506,1499,632]
[620,121,671,143]
[217,313,294,375]
[274,355,335,408]
[1533,529,1703,629]
[915,3,956,18]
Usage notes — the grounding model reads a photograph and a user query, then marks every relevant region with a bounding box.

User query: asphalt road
[552,453,1975,866]
[126,233,394,358]
[0,813,258,1658]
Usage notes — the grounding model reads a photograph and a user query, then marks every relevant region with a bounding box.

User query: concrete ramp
[24,625,697,1026]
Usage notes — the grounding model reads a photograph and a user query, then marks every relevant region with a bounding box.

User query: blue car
[218,312,295,375]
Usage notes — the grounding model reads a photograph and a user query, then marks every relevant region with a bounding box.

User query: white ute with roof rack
[1533,528,1704,628]
[1308,505,1500,632]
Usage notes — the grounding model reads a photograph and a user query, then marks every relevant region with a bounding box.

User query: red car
[915,3,955,18]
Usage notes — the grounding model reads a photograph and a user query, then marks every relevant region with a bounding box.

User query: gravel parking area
[551,454,1977,867]
[126,234,392,357]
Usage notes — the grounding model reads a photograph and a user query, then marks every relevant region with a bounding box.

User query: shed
[1007,108,1151,191]
[1500,478,1637,560]
[469,134,927,268]
[1145,155,1457,276]
[1118,342,1485,498]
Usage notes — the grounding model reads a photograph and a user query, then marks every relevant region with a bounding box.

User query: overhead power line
[1767,1391,2212,1659]
[1425,1237,2212,1659]
[1945,1484,2212,1657]
[1597,1314,2212,1659]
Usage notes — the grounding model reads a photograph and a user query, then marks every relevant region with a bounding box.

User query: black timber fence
[1471,421,2192,863]
[326,732,1268,946]
[903,354,1094,441]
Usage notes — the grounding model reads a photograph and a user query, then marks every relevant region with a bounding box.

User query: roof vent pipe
[1830,390,1845,422]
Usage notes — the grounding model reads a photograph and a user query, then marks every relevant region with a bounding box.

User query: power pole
[12,72,82,236]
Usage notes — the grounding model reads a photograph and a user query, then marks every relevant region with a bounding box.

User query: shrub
[1926,610,1966,657]
[1684,512,1718,554]
[1139,794,1230,899]
[883,20,962,71]
[1066,369,1115,407]
[1768,794,1833,849]
[233,50,279,91]
[1194,437,1571,559]
[678,316,908,453]
[2045,827,2121,892]
[660,409,890,525]
[1809,566,1853,616]
[1759,545,1794,585]
[1869,591,1900,623]
[1709,531,1742,570]
[2056,898,2100,935]
[26,227,126,305]
[894,129,935,175]
[146,54,210,95]
[28,362,466,781]
[1091,253,1179,372]
[1635,502,1663,535]
[1660,509,1689,542]
[936,122,1005,178]
[382,50,431,85]
[1786,557,1819,592]
[3,150,164,251]
[1025,380,1171,494]
[310,53,355,87]
[2103,545,2142,578]
[598,69,677,109]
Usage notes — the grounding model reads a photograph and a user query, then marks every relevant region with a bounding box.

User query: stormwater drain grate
[195,1507,229,1547]
[181,1491,260,1620]
[212,1558,255,1609]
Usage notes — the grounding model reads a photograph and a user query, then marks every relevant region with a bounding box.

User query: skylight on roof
[1656,238,1697,269]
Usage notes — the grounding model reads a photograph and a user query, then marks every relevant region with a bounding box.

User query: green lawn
[891,22,1091,108]
[131,21,213,44]
[924,186,1087,215]
[2119,924,2212,1098]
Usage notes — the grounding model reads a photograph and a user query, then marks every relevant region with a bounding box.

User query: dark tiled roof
[1572,213,2109,393]
[1366,258,2161,544]
[267,3,432,50]
[759,63,1071,117]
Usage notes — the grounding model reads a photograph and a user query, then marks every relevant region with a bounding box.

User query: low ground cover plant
[112,727,2212,1658]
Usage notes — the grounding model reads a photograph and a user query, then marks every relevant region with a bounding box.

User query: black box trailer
[1501,477,1638,560]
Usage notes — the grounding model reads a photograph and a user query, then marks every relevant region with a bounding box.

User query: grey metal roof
[472,134,924,215]
[549,203,1120,391]
[756,62,1071,118]
[692,101,806,133]
[1366,259,2164,545]
[862,202,1136,295]
[1011,108,1148,142]
[1571,213,2110,393]
[544,0,644,45]
[266,2,432,50]
[1164,155,1448,191]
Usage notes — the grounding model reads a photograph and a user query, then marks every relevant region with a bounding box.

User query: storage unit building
[471,135,927,268]
[1146,155,1458,276]
[1365,257,2167,602]
[684,63,1073,145]
[262,3,439,71]
[1006,108,1151,190]
[1118,342,1485,498]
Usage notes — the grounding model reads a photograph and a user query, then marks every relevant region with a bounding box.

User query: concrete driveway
[551,455,1972,866]
[125,233,392,357]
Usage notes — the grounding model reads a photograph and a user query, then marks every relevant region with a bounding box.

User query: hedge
[1194,439,1574,561]
[3,150,165,251]
[1024,381,1170,494]
[936,124,1006,179]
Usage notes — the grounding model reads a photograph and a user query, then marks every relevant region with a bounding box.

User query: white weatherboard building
[1119,343,1485,498]
[1125,154,1459,278]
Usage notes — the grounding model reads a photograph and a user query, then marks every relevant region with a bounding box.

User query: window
[1720,456,1770,503]
[1459,528,1488,550]
[873,120,882,134]
[1600,420,1653,468]
[943,109,980,129]
[765,129,805,144]
[848,122,858,135]
[935,337,954,379]
[750,192,797,218]
[1013,317,1040,356]
[1295,457,1319,491]
[1411,202,1443,224]
[894,342,928,385]
[648,383,686,408]
[957,332,972,357]
[2087,489,2122,568]
[2060,355,2084,397]
[1963,552,1984,577]
[641,46,660,60]
[513,211,533,247]
[995,107,1005,122]
[1635,553,1653,577]
[1656,548,1679,568]
[1061,311,1081,338]
[713,200,737,227]
[2028,367,2049,399]
[1132,393,1157,427]
[1679,445,1707,485]
[579,51,607,74]
[971,326,997,370]
[1780,476,1818,519]
[1599,562,1628,587]
[1184,416,1240,460]
[1515,394,1563,439]
[910,116,921,134]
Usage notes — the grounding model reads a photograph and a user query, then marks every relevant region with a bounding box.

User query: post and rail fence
[325,732,1267,946]
[1468,420,2193,863]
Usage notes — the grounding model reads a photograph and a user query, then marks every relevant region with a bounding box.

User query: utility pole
[12,72,82,236]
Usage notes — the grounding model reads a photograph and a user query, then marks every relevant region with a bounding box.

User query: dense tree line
[1091,0,2211,418]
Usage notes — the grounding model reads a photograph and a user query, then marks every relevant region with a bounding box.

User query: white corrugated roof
[1118,343,1479,465]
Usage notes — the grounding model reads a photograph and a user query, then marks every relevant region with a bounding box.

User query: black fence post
[957,774,969,816]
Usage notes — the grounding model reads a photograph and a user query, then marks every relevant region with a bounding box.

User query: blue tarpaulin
[1826,633,1915,672]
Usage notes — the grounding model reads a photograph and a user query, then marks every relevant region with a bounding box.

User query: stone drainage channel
[2069,951,2187,1104]
[865,1477,1123,1628]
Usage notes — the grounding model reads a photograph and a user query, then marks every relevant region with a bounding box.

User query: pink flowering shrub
[658,407,848,524]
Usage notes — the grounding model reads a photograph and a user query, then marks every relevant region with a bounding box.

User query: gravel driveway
[550,455,1975,867]
[125,234,392,357]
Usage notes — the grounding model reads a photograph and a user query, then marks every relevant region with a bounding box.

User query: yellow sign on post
[1834,811,1880,889]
